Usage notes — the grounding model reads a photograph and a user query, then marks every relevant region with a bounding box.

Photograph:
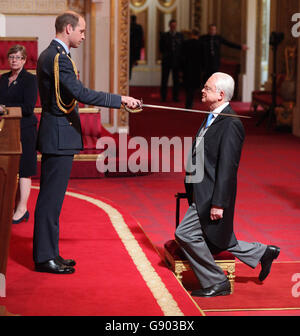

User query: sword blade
[142,104,251,119]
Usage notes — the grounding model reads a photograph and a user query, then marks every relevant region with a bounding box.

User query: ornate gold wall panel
[274,0,298,75]
[191,0,202,31]
[219,0,242,63]
[117,0,130,127]
[67,0,85,13]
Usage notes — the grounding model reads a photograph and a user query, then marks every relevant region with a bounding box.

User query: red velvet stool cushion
[35,112,102,151]
[80,113,101,138]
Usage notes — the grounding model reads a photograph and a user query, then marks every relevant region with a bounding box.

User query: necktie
[205,113,214,128]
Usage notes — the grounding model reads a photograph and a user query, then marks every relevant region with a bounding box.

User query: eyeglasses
[203,85,214,92]
[8,55,23,61]
[203,85,219,93]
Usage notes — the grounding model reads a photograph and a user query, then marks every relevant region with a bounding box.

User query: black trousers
[160,63,180,101]
[33,154,74,263]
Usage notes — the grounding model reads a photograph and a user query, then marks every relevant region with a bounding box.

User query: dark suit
[200,34,241,83]
[175,104,267,288]
[187,105,244,250]
[33,40,122,263]
[181,38,202,108]
[0,68,38,177]
[159,31,184,101]
[129,21,143,79]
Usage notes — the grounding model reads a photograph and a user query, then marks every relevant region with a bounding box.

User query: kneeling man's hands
[210,206,224,220]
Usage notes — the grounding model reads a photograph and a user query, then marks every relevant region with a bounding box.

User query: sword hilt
[122,99,143,113]
[123,105,143,113]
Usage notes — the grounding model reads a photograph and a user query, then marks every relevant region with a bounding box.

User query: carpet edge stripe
[134,219,206,317]
[62,189,184,316]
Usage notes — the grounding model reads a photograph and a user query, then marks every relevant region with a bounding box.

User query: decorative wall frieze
[0,0,67,15]
[0,0,85,15]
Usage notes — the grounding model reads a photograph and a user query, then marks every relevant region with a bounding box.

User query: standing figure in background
[200,24,248,84]
[181,29,202,109]
[0,45,38,224]
[159,19,184,102]
[129,15,144,80]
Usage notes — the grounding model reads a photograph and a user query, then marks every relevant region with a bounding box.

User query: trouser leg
[185,87,195,109]
[228,240,267,268]
[160,64,170,101]
[175,204,227,288]
[33,154,74,263]
[172,67,180,101]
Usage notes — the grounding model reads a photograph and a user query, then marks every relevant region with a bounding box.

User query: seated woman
[0,44,38,224]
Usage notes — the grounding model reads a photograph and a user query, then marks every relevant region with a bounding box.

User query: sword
[123,103,251,119]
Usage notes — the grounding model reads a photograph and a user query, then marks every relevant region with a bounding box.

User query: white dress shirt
[207,102,229,128]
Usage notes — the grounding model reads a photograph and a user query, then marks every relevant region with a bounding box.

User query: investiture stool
[33,11,140,274]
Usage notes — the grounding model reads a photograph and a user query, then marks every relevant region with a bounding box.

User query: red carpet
[181,262,300,314]
[1,188,201,316]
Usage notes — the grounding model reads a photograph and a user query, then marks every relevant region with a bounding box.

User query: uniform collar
[54,38,70,55]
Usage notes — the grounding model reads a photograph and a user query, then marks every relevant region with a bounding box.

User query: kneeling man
[175,72,280,297]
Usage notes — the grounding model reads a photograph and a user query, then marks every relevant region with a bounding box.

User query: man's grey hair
[213,72,235,102]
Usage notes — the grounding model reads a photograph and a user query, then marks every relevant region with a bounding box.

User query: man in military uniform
[34,11,141,274]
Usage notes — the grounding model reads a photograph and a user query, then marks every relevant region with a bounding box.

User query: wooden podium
[0,107,22,299]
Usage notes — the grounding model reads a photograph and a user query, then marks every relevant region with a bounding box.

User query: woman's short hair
[7,44,27,59]
[214,72,235,102]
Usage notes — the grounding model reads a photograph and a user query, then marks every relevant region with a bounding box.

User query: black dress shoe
[12,210,29,224]
[259,245,280,281]
[55,255,76,267]
[35,259,75,274]
[191,280,231,297]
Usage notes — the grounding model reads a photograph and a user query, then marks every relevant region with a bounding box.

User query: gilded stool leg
[227,263,236,294]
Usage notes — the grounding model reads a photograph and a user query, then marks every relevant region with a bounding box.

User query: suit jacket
[181,38,202,89]
[159,31,184,68]
[0,68,38,129]
[199,34,241,71]
[130,22,144,62]
[36,39,122,155]
[185,104,245,252]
